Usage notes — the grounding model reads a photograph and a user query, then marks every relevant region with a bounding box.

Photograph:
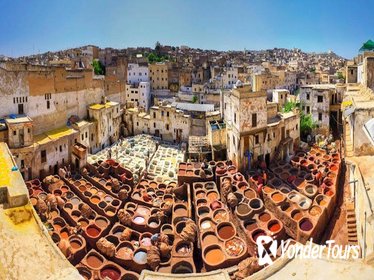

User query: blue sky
[0,0,373,58]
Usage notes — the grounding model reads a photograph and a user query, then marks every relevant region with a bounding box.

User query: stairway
[346,202,358,245]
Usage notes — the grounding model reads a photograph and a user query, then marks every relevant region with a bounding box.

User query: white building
[221,67,238,89]
[125,82,151,111]
[127,63,149,84]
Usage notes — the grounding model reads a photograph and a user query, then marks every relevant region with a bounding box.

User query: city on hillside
[1,3,374,280]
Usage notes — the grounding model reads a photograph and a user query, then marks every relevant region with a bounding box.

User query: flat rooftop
[89,101,119,110]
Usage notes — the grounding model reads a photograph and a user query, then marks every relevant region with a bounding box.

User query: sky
[0,0,373,59]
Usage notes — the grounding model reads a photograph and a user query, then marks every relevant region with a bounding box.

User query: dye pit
[27,139,342,280]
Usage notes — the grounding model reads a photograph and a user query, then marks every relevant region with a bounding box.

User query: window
[318,113,322,121]
[306,106,310,114]
[47,100,50,109]
[317,96,323,103]
[252,113,257,127]
[153,122,156,128]
[59,145,62,152]
[234,113,237,123]
[166,124,169,130]
[296,124,299,130]
[153,112,156,118]
[137,122,139,126]
[255,135,259,144]
[85,132,88,138]
[167,112,169,117]
[306,93,310,100]
[161,111,164,117]
[13,130,17,136]
[41,150,47,163]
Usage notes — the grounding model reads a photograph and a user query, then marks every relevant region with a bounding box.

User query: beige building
[149,62,168,90]
[224,84,300,172]
[252,71,280,92]
[88,101,121,152]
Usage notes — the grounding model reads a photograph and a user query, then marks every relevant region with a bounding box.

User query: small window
[234,113,237,123]
[252,113,257,127]
[41,150,47,163]
[255,135,259,144]
[13,130,17,136]
[318,113,322,121]
[153,112,156,118]
[306,93,310,100]
[47,100,50,109]
[59,145,62,152]
[317,96,323,103]
[166,124,169,130]
[167,112,169,117]
[153,122,156,128]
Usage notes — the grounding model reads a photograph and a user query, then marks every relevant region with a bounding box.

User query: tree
[192,95,198,103]
[337,72,345,81]
[300,112,317,137]
[155,41,161,56]
[282,101,297,113]
[92,59,105,75]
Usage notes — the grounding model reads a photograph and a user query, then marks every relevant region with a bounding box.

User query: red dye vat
[101,268,120,280]
[269,222,281,232]
[86,226,100,237]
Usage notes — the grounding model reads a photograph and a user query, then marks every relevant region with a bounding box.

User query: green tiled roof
[359,40,374,52]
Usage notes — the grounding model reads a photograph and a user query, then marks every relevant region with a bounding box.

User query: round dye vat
[149,221,159,227]
[207,192,218,202]
[225,237,245,256]
[79,220,89,228]
[79,185,86,192]
[71,197,80,205]
[201,220,213,230]
[133,251,147,264]
[100,267,120,280]
[205,248,225,265]
[292,211,303,221]
[133,216,145,225]
[116,247,133,260]
[176,243,191,255]
[53,223,62,231]
[237,204,250,215]
[244,189,256,199]
[141,237,152,247]
[271,192,284,203]
[268,221,281,233]
[61,186,69,193]
[309,206,322,216]
[245,220,257,231]
[90,188,98,194]
[252,230,266,242]
[319,199,327,207]
[174,207,187,216]
[104,196,113,203]
[90,197,100,204]
[217,223,235,240]
[203,233,219,245]
[86,255,102,269]
[70,240,81,249]
[50,210,58,218]
[86,226,100,237]
[96,218,108,228]
[133,192,141,199]
[213,210,228,223]
[60,231,69,239]
[300,219,313,231]
[259,212,271,222]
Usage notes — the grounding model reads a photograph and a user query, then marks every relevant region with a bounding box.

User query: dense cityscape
[1,1,374,280]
